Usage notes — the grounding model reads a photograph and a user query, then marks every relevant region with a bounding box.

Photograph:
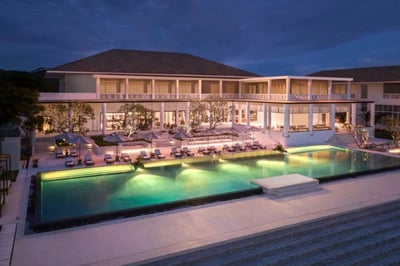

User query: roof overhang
[241,75,353,83]
[46,70,256,80]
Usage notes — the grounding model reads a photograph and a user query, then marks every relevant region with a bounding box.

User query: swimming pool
[32,145,400,232]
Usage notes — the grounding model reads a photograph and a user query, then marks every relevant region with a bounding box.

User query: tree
[189,100,207,129]
[117,103,154,134]
[118,103,137,136]
[0,70,44,130]
[42,102,94,133]
[189,96,232,130]
[351,125,369,148]
[70,103,95,133]
[43,103,69,132]
[204,95,232,129]
[0,70,44,158]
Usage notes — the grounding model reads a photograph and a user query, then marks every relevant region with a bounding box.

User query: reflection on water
[41,146,400,222]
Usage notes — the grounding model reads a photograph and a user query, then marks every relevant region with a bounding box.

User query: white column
[327,80,332,100]
[351,103,357,126]
[160,102,165,130]
[238,82,242,99]
[219,80,223,97]
[231,102,236,126]
[246,102,250,127]
[198,80,202,99]
[370,103,375,128]
[96,77,101,99]
[267,81,271,100]
[185,101,190,129]
[284,104,290,137]
[308,79,312,100]
[309,104,313,134]
[101,102,106,135]
[286,78,291,100]
[152,79,156,99]
[263,103,268,129]
[176,80,180,99]
[330,104,336,130]
[347,81,351,99]
[125,78,129,99]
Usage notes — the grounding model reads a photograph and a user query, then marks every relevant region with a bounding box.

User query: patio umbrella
[172,131,191,148]
[103,133,131,156]
[54,132,77,141]
[103,133,131,143]
[141,132,160,153]
[68,135,94,160]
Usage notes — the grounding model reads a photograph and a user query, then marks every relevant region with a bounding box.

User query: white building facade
[40,49,373,146]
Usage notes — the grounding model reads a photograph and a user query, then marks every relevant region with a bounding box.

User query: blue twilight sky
[1,0,400,76]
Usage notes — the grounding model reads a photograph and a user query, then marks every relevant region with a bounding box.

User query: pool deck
[1,144,400,265]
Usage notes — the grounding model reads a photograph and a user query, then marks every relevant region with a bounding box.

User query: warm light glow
[257,159,285,166]
[41,164,134,181]
[286,145,344,154]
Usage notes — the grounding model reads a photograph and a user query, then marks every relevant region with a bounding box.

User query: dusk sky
[1,0,400,75]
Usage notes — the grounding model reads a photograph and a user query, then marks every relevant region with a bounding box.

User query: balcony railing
[41,92,351,103]
[383,94,400,99]
[289,94,309,100]
[179,93,200,99]
[269,94,287,100]
[154,93,177,100]
[241,94,269,100]
[100,94,125,100]
[40,92,98,101]
[126,93,152,100]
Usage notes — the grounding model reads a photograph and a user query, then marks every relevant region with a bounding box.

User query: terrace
[1,135,400,265]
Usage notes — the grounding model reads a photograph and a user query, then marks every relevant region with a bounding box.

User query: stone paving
[1,135,400,265]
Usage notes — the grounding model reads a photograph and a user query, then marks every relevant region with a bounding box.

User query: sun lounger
[140,151,151,160]
[69,148,78,157]
[65,157,75,167]
[154,149,166,159]
[84,154,95,165]
[55,149,65,158]
[104,153,115,164]
[120,153,131,162]
[182,147,194,156]
[170,147,183,158]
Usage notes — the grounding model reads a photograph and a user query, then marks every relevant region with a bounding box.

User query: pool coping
[30,146,400,233]
[32,183,262,233]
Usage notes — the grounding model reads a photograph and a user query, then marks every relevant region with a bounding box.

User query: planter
[32,159,39,168]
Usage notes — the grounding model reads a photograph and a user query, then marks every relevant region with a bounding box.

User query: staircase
[139,200,400,265]
[327,132,355,147]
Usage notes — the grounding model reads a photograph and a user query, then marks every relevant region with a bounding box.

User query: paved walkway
[1,140,400,265]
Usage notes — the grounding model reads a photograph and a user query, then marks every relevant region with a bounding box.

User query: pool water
[38,145,400,227]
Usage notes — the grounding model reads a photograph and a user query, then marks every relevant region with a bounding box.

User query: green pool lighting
[41,164,135,181]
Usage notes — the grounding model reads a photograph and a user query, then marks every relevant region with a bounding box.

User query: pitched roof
[49,49,259,78]
[309,65,400,82]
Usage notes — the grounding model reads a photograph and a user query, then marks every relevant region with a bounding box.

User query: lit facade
[40,49,373,146]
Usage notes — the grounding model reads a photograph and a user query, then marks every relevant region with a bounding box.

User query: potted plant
[273,143,287,153]
[133,156,144,169]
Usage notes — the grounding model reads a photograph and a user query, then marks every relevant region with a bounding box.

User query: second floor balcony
[40,91,352,103]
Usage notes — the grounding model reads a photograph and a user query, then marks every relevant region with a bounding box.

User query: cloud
[1,0,400,73]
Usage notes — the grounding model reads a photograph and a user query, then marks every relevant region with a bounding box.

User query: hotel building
[41,49,373,146]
